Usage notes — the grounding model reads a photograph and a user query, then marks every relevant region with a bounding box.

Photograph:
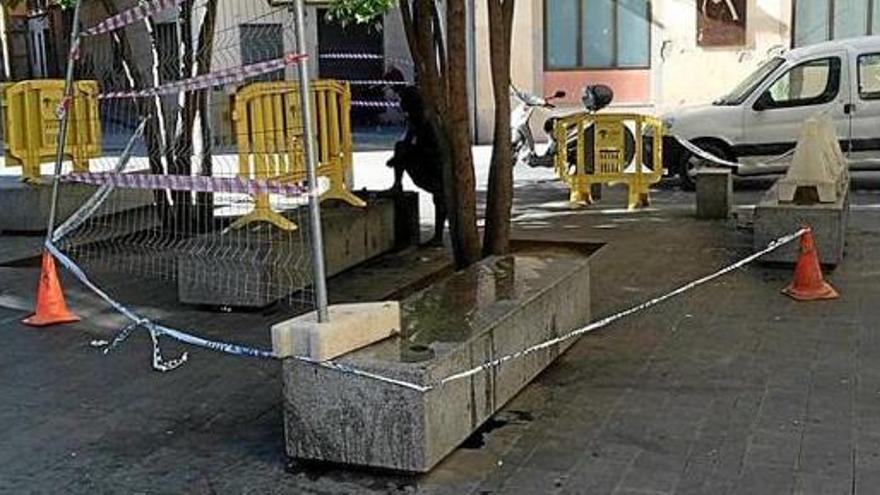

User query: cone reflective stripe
[782,227,839,301]
[23,250,81,327]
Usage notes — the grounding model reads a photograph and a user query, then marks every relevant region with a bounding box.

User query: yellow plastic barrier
[231,80,363,230]
[554,113,664,210]
[1,80,102,184]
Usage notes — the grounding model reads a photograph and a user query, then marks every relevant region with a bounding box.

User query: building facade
[472,0,880,142]
[3,0,879,143]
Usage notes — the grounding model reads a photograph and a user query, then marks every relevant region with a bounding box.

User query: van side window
[859,54,880,100]
[762,57,841,109]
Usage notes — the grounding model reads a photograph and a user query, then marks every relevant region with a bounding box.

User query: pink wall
[543,70,651,104]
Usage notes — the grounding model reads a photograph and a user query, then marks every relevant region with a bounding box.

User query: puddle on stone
[349,240,602,364]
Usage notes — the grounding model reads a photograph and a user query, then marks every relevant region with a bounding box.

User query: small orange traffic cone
[22,250,80,327]
[782,227,839,301]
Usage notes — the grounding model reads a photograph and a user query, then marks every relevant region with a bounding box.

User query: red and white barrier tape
[313,228,808,392]
[347,80,409,86]
[82,0,184,37]
[351,100,401,108]
[98,53,306,99]
[63,172,307,197]
[319,52,414,67]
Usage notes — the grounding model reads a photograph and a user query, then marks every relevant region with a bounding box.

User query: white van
[663,35,880,189]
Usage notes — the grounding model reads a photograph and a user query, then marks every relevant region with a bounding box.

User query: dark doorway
[316,10,385,126]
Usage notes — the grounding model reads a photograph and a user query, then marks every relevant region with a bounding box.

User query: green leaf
[328,0,396,27]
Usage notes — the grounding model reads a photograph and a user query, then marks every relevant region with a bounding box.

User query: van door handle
[844,103,856,114]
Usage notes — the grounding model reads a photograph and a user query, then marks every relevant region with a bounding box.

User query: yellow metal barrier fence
[231,80,363,230]
[1,80,102,184]
[554,113,664,210]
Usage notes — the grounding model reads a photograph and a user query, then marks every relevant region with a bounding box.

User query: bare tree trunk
[195,0,217,231]
[169,0,195,227]
[482,0,515,256]
[445,0,480,267]
[398,0,479,268]
[96,0,168,214]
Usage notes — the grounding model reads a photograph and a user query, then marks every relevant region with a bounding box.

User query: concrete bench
[177,192,417,307]
[754,182,849,266]
[280,242,597,472]
[0,177,153,233]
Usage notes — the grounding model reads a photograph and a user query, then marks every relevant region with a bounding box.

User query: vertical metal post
[292,0,329,322]
[46,0,84,244]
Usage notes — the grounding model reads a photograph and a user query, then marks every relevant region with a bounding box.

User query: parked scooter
[511,84,630,169]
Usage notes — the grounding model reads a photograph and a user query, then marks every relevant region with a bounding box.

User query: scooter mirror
[552,90,566,99]
[582,84,614,112]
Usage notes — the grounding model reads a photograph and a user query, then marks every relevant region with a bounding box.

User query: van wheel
[678,141,731,191]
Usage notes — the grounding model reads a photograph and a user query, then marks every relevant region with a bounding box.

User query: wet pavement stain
[460,410,535,450]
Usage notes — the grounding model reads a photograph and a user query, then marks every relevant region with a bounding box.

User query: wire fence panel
[52,0,332,311]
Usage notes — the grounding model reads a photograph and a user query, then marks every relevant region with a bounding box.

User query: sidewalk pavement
[1,176,880,494]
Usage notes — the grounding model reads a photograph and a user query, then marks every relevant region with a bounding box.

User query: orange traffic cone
[22,250,80,327]
[782,227,839,301]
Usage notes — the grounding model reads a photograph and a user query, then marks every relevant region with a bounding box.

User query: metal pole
[292,0,329,322]
[46,0,84,244]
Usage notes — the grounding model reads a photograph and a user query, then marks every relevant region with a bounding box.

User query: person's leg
[387,142,407,192]
[429,195,446,246]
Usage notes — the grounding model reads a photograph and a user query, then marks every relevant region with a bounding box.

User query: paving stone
[731,464,795,495]
[561,458,630,495]
[618,451,682,493]
[793,473,852,495]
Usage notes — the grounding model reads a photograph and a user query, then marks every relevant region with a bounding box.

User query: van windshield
[714,57,785,106]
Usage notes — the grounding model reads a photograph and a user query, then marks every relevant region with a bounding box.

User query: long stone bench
[281,241,597,472]
[0,177,153,233]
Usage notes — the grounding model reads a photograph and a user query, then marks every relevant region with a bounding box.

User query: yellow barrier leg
[230,193,298,231]
[569,176,593,206]
[570,187,593,206]
[72,152,89,174]
[321,167,366,207]
[627,182,651,210]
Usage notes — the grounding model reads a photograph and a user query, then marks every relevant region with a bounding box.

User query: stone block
[321,205,369,275]
[178,194,416,307]
[272,302,401,360]
[696,168,732,219]
[0,177,153,233]
[361,190,420,248]
[282,246,596,472]
[754,182,848,266]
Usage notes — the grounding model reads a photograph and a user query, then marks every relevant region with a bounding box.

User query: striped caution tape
[49,224,805,387]
[53,118,149,243]
[321,228,807,392]
[63,172,307,197]
[347,80,410,86]
[98,53,306,100]
[351,100,401,108]
[82,0,185,37]
[674,136,796,170]
[319,52,414,67]
[46,242,276,372]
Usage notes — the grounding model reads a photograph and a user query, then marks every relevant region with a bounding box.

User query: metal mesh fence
[52,0,323,311]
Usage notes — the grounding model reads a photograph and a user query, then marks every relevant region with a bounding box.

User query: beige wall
[471,0,795,142]
[654,0,792,111]
[473,0,544,143]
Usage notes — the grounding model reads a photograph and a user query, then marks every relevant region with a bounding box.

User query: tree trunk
[398,0,479,268]
[169,0,195,228]
[96,0,168,214]
[482,0,515,256]
[195,0,218,232]
[445,0,480,267]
